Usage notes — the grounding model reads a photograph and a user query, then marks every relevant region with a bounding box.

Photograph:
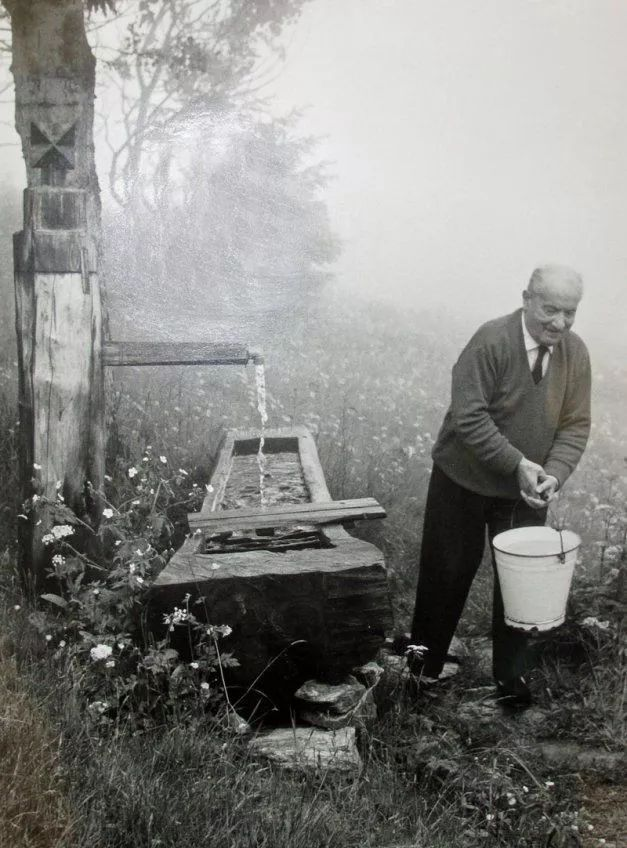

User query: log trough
[149,426,392,706]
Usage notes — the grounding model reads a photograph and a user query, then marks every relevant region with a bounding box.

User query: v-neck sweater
[431,308,591,499]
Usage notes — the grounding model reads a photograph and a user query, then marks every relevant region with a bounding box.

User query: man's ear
[522,289,530,307]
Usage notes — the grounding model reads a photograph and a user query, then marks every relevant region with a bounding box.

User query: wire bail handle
[509,501,567,563]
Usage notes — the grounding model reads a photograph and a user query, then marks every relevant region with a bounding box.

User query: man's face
[522,284,581,346]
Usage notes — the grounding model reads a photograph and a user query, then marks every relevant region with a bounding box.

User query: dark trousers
[410,464,547,681]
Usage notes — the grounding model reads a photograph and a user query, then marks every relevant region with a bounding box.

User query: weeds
[0,294,625,846]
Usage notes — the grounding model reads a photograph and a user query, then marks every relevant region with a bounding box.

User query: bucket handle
[549,506,567,563]
[509,500,567,563]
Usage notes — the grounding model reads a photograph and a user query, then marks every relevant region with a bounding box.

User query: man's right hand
[516,457,548,509]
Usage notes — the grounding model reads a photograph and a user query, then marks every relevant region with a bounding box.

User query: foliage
[91,0,312,204]
[104,111,340,341]
[22,445,238,731]
[0,293,625,846]
[0,652,74,848]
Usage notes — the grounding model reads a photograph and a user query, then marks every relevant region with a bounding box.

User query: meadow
[0,290,625,847]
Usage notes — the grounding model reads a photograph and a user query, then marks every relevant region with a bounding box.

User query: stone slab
[248,727,361,774]
[294,677,366,713]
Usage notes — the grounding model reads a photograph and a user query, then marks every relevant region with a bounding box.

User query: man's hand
[536,474,559,503]
[517,458,549,509]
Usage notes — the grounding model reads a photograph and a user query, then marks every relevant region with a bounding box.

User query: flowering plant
[29,446,236,731]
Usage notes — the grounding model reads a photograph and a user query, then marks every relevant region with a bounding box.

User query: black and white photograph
[0,1,625,846]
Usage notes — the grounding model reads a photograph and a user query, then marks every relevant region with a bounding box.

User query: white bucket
[492,526,581,632]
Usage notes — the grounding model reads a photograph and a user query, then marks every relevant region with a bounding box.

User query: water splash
[255,362,268,506]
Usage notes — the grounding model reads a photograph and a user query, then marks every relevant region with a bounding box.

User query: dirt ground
[579,778,627,848]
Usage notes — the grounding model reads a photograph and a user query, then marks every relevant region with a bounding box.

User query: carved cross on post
[30,121,76,184]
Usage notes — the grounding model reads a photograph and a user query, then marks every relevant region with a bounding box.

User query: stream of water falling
[254,362,268,506]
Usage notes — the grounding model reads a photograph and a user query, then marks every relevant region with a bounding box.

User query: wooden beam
[103,341,256,367]
[188,497,386,534]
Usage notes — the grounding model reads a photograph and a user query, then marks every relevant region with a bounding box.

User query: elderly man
[409,265,591,705]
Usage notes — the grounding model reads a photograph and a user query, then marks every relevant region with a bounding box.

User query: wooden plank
[103,341,255,367]
[188,497,385,533]
[299,427,333,503]
[201,430,236,513]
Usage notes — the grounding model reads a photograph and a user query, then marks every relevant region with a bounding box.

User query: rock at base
[352,661,384,689]
[300,690,378,730]
[248,727,362,774]
[294,677,366,714]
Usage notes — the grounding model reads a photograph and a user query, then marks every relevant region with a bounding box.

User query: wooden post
[6,0,104,592]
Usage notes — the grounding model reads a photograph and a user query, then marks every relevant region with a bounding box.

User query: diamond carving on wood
[30,122,76,170]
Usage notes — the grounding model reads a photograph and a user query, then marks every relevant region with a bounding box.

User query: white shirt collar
[521,312,553,354]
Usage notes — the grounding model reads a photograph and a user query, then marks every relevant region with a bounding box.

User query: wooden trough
[150,426,392,704]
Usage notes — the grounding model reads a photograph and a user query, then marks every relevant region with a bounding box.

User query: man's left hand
[536,474,559,503]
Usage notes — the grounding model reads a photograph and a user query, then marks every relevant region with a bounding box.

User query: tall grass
[0,292,625,846]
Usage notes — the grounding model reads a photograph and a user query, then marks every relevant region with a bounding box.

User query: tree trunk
[4,0,104,593]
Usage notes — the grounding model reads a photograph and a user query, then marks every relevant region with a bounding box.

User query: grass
[0,648,75,848]
[0,294,625,846]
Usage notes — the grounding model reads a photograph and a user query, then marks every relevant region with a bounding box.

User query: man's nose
[551,313,566,330]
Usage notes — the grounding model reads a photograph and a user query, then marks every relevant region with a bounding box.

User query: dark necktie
[531,345,549,384]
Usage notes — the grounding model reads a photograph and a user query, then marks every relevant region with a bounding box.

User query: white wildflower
[42,524,74,545]
[163,607,190,631]
[211,562,220,570]
[105,660,115,668]
[13,604,20,611]
[405,643,429,660]
[545,780,555,788]
[178,468,188,476]
[87,701,108,715]
[160,455,167,464]
[136,576,144,585]
[190,662,199,669]
[205,484,214,493]
[486,813,495,821]
[102,508,114,519]
[55,480,62,490]
[45,634,52,642]
[200,682,210,690]
[33,463,41,471]
[52,554,65,567]
[32,494,40,503]
[128,466,138,479]
[581,616,610,631]
[603,545,622,562]
[90,644,113,662]
[59,640,66,648]
[92,588,100,596]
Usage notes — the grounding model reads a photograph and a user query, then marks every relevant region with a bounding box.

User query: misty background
[0,0,625,379]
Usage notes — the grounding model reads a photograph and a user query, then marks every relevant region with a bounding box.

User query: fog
[0,0,626,360]
[264,0,627,355]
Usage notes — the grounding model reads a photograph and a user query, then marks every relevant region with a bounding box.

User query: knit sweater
[431,308,591,499]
